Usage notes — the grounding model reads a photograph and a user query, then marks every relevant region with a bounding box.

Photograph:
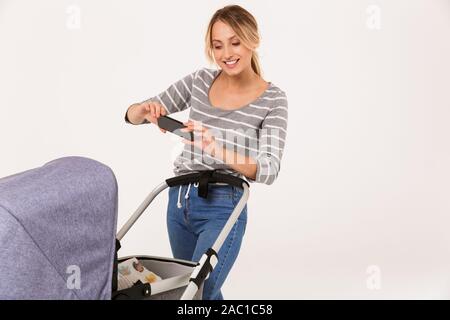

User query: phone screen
[157,116,194,141]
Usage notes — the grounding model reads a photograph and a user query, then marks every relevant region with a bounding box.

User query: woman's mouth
[223,59,239,69]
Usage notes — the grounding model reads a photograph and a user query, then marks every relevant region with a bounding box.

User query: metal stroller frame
[112,170,250,300]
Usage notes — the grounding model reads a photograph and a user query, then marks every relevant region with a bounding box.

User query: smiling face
[211,20,254,76]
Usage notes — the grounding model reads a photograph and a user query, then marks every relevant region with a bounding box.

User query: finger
[159,128,166,133]
[144,114,153,124]
[187,123,198,131]
[183,121,194,129]
[190,121,205,132]
[150,103,156,118]
[192,126,205,132]
[155,106,161,118]
[160,107,167,116]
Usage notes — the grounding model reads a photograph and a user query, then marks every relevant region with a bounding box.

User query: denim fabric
[167,184,247,300]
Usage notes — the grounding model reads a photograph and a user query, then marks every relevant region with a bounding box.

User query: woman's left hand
[181,121,219,156]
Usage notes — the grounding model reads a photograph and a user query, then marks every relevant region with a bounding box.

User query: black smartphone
[157,116,194,141]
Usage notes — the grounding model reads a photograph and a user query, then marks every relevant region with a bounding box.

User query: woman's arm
[213,145,257,181]
[182,89,288,184]
[139,71,197,114]
[125,70,198,125]
[181,122,258,180]
[125,102,167,132]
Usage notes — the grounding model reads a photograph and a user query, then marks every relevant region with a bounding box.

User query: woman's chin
[221,67,243,76]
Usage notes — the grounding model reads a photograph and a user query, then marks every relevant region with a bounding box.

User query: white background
[1,0,450,299]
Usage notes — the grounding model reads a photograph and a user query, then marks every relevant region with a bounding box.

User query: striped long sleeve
[253,93,288,185]
[127,67,288,184]
[142,70,197,114]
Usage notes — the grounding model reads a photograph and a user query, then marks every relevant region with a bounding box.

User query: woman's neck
[218,67,260,91]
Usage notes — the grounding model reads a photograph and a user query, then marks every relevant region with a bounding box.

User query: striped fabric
[141,68,288,185]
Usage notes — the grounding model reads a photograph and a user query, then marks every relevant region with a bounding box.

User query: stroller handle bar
[166,171,249,189]
[117,171,250,242]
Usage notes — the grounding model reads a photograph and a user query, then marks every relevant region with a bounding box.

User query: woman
[124,5,288,300]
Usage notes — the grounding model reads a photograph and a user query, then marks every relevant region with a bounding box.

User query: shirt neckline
[206,69,273,112]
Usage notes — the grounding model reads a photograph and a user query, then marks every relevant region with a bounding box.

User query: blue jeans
[166,183,248,300]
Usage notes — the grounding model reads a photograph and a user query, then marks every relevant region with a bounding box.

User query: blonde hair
[205,5,262,77]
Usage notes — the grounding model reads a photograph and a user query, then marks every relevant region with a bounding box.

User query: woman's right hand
[133,101,167,133]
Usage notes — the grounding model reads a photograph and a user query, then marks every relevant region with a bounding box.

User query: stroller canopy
[0,157,118,299]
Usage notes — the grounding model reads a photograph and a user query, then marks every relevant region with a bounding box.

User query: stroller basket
[113,256,203,300]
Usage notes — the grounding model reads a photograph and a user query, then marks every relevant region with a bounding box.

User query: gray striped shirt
[143,68,288,185]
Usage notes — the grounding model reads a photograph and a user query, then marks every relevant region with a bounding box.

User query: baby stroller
[0,157,249,300]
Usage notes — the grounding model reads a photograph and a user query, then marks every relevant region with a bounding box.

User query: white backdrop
[1,0,450,299]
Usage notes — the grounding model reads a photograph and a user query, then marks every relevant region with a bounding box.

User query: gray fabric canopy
[0,157,118,299]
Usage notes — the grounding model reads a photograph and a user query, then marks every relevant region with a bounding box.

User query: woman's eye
[214,46,222,50]
[232,43,240,46]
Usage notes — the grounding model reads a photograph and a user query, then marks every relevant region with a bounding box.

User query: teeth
[225,60,238,65]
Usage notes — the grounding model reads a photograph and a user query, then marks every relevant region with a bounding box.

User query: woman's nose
[224,45,232,59]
